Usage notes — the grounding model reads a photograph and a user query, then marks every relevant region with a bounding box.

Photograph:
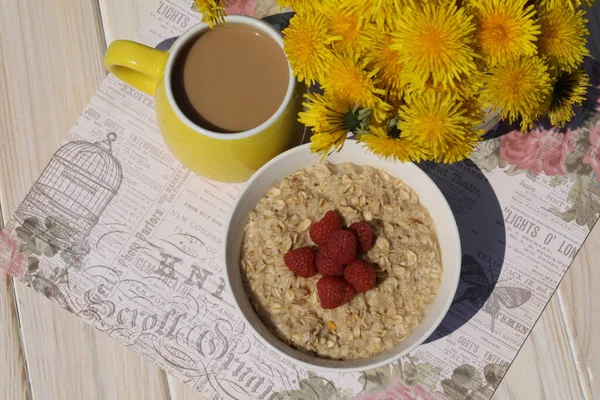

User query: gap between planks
[0,203,33,400]
[557,290,592,400]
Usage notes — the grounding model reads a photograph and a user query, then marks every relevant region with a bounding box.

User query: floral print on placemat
[498,127,578,177]
[356,357,444,400]
[471,118,600,229]
[223,0,258,16]
[270,372,354,400]
[471,60,600,230]
[270,356,508,400]
[0,223,29,278]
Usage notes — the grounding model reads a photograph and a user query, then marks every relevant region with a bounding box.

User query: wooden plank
[494,296,584,399]
[97,0,150,44]
[12,289,171,399]
[0,211,32,400]
[167,375,206,400]
[495,220,600,400]
[0,0,171,399]
[495,227,600,399]
[0,0,105,215]
[0,276,31,400]
[554,223,600,399]
[82,324,172,399]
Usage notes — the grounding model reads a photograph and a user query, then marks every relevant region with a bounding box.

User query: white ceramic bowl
[223,141,461,372]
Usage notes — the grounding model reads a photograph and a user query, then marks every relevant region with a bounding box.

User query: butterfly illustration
[452,254,532,332]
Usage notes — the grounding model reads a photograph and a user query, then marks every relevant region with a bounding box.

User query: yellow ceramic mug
[104,16,305,183]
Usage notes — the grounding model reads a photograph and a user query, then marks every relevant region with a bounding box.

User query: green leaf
[441,378,470,400]
[549,176,565,187]
[504,165,526,176]
[22,217,40,231]
[553,174,600,229]
[483,364,507,388]
[44,216,57,230]
[579,163,593,176]
[271,372,353,400]
[403,361,440,387]
[359,364,394,394]
[33,236,59,257]
[27,257,39,273]
[468,386,494,400]
[16,226,34,243]
[450,365,482,392]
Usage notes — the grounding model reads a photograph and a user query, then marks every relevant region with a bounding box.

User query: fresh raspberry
[316,276,355,309]
[309,210,341,245]
[349,223,373,254]
[344,260,377,293]
[316,249,345,276]
[283,247,317,278]
[323,230,357,265]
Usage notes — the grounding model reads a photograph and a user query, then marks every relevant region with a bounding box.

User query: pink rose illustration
[499,127,577,176]
[357,382,445,400]
[0,229,27,278]
[584,124,600,178]
[224,0,258,16]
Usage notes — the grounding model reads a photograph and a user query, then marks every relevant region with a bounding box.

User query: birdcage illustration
[15,133,123,248]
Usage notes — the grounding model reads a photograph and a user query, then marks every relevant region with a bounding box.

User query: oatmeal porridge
[240,162,442,360]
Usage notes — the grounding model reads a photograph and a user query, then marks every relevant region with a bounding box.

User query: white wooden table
[0,1,599,399]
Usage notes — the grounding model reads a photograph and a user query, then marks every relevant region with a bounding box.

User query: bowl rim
[223,141,461,373]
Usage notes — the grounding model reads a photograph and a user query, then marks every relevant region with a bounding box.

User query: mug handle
[104,40,169,96]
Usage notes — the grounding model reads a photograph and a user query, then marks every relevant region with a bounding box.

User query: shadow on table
[419,160,507,343]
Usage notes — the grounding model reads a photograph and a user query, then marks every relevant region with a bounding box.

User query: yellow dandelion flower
[193,0,227,29]
[320,54,391,121]
[391,1,478,91]
[449,72,486,101]
[481,56,552,130]
[276,0,319,14]
[537,0,594,11]
[470,0,540,66]
[537,1,590,72]
[398,91,479,157]
[367,30,407,101]
[357,123,426,162]
[406,70,486,102]
[310,131,348,156]
[441,130,485,163]
[326,2,376,55]
[547,70,590,127]
[342,0,407,29]
[300,93,371,156]
[299,92,367,133]
[462,97,487,126]
[283,13,338,86]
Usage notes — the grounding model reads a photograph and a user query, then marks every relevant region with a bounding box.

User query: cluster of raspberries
[283,210,377,309]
